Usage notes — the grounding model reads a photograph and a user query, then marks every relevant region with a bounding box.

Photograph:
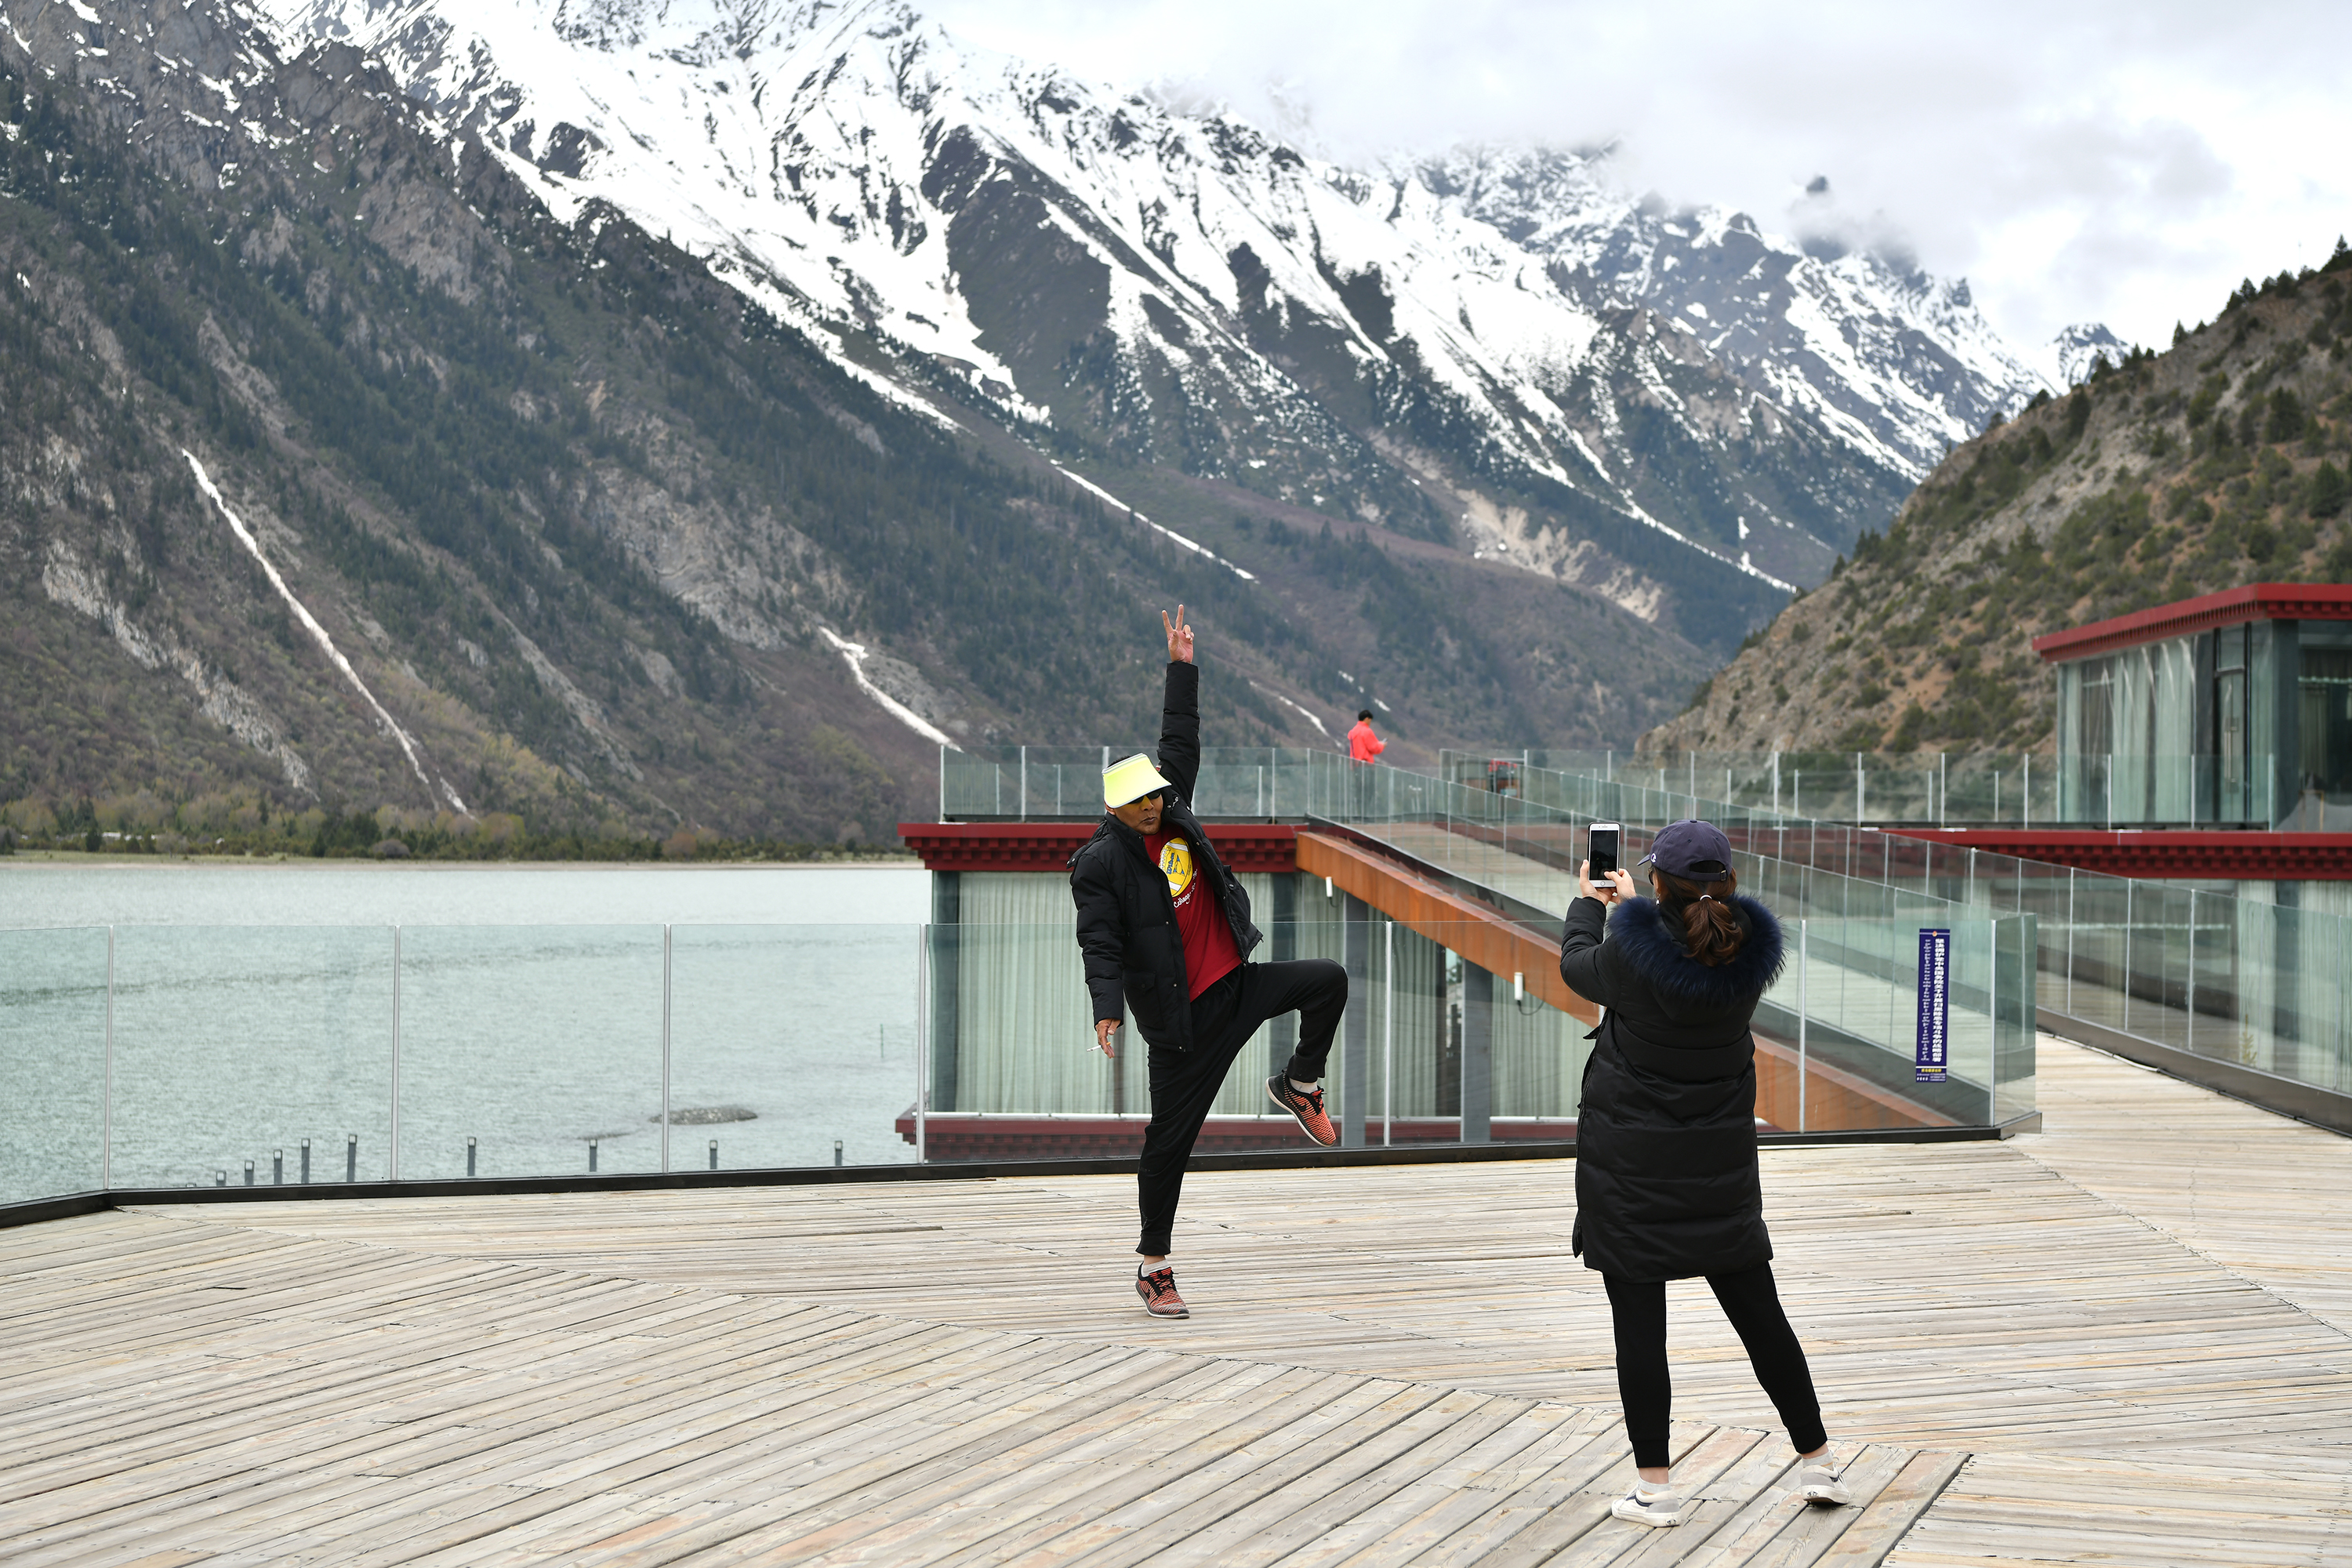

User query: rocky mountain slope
[1645,252,2352,757]
[1,0,2074,844]
[0,0,1718,841]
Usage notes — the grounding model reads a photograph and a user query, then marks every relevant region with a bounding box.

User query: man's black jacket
[1068,661,1262,1051]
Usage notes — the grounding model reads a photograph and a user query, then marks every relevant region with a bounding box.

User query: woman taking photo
[1560,818,1849,1528]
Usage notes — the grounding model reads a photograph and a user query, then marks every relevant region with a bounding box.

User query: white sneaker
[1610,1485,1686,1527]
[1798,1461,1850,1506]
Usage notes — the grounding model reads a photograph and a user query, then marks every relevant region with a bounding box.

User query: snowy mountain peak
[2045,322,2129,391]
[256,0,2055,617]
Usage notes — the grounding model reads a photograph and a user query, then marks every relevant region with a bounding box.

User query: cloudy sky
[924,0,2352,362]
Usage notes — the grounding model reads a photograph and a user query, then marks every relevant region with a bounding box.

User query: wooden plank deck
[0,1036,2346,1565]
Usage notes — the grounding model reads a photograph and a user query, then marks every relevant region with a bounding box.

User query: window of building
[2301,647,2352,800]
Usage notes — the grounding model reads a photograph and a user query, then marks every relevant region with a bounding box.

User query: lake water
[0,861,935,1203]
[0,858,929,927]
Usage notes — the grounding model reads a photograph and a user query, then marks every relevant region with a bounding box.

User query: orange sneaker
[1266,1075,1338,1146]
[1137,1265,1188,1318]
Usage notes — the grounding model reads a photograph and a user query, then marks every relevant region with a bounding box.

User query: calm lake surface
[0,861,935,1203]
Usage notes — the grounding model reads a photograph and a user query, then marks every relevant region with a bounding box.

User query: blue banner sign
[1915,928,1951,1083]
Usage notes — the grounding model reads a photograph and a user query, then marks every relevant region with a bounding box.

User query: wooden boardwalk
[1,1036,2347,1565]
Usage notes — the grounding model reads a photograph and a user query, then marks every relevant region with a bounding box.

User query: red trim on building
[898,822,1299,873]
[2031,583,2352,663]
[1890,828,2352,880]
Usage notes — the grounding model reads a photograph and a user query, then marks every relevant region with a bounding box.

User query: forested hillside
[1646,251,2352,757]
[0,2,1716,848]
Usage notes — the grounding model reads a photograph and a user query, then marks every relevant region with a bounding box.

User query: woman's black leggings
[1603,1263,1828,1470]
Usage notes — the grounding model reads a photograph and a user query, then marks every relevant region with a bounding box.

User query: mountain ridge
[2,0,2092,846]
[0,0,1719,844]
[1642,253,2352,759]
[264,0,2055,624]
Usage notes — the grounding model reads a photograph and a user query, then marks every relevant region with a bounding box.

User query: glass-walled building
[2034,584,2352,829]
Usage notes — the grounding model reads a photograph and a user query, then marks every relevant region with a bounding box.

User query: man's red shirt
[1144,829,1241,999]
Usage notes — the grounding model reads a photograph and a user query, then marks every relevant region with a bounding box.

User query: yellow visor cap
[1102,753,1174,808]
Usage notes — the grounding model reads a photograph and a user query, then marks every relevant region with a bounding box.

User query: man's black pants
[1602,1263,1828,1468]
[1138,959,1347,1255]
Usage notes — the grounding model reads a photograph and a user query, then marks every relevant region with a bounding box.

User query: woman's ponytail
[1655,868,1746,966]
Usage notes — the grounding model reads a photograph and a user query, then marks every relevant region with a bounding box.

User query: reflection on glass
[397,925,662,1179]
[110,925,394,1191]
[0,927,109,1204]
[670,925,920,1171]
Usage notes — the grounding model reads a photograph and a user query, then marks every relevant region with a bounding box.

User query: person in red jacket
[1347,710,1384,762]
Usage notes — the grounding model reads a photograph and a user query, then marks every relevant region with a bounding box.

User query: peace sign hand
[1163,605,1195,665]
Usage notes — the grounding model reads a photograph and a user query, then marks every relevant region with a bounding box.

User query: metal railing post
[2185,888,2198,1055]
[661,924,673,1172]
[915,924,930,1163]
[1382,920,1394,1148]
[2066,869,2077,1014]
[1797,918,1809,1134]
[1018,746,1028,822]
[390,924,401,1180]
[2122,878,2135,1035]
[1987,917,1999,1125]
[103,926,114,1191]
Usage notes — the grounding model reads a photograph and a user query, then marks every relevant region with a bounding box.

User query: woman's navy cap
[1639,818,1733,877]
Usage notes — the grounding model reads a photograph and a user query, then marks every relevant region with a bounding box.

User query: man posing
[1070,606,1348,1319]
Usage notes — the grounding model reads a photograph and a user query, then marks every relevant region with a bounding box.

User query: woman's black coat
[1559,892,1784,1282]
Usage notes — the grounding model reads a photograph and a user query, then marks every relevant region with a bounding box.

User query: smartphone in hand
[1588,822,1621,880]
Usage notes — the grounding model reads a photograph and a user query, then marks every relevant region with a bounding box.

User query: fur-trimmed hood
[1606,895,1784,1013]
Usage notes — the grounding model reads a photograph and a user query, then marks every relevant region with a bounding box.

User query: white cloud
[921,0,2352,353]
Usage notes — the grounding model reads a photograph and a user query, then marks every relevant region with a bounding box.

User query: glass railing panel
[916,918,1366,1158]
[3,902,2061,1197]
[395,924,662,1179]
[935,903,2026,1143]
[111,925,393,1190]
[668,924,920,1170]
[0,926,109,1204]
[2121,884,2191,1051]
[939,746,1358,820]
[2058,873,2129,1033]
[1755,917,2014,1130]
[1993,914,2039,1123]
[1457,747,2265,828]
[2267,902,2351,1095]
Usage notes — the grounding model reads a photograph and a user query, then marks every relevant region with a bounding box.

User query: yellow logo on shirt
[1159,838,1196,903]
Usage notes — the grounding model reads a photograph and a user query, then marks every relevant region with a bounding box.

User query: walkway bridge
[936,746,2350,1139]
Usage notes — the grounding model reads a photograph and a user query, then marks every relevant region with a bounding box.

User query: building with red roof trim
[2030,583,2352,831]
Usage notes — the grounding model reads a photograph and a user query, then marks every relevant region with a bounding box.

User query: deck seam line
[1878,1450,1979,1568]
[2003,1134,2352,1354]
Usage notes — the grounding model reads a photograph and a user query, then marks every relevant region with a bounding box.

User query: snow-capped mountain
[256,0,2053,617]
[1421,145,2048,478]
[2045,322,2132,391]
